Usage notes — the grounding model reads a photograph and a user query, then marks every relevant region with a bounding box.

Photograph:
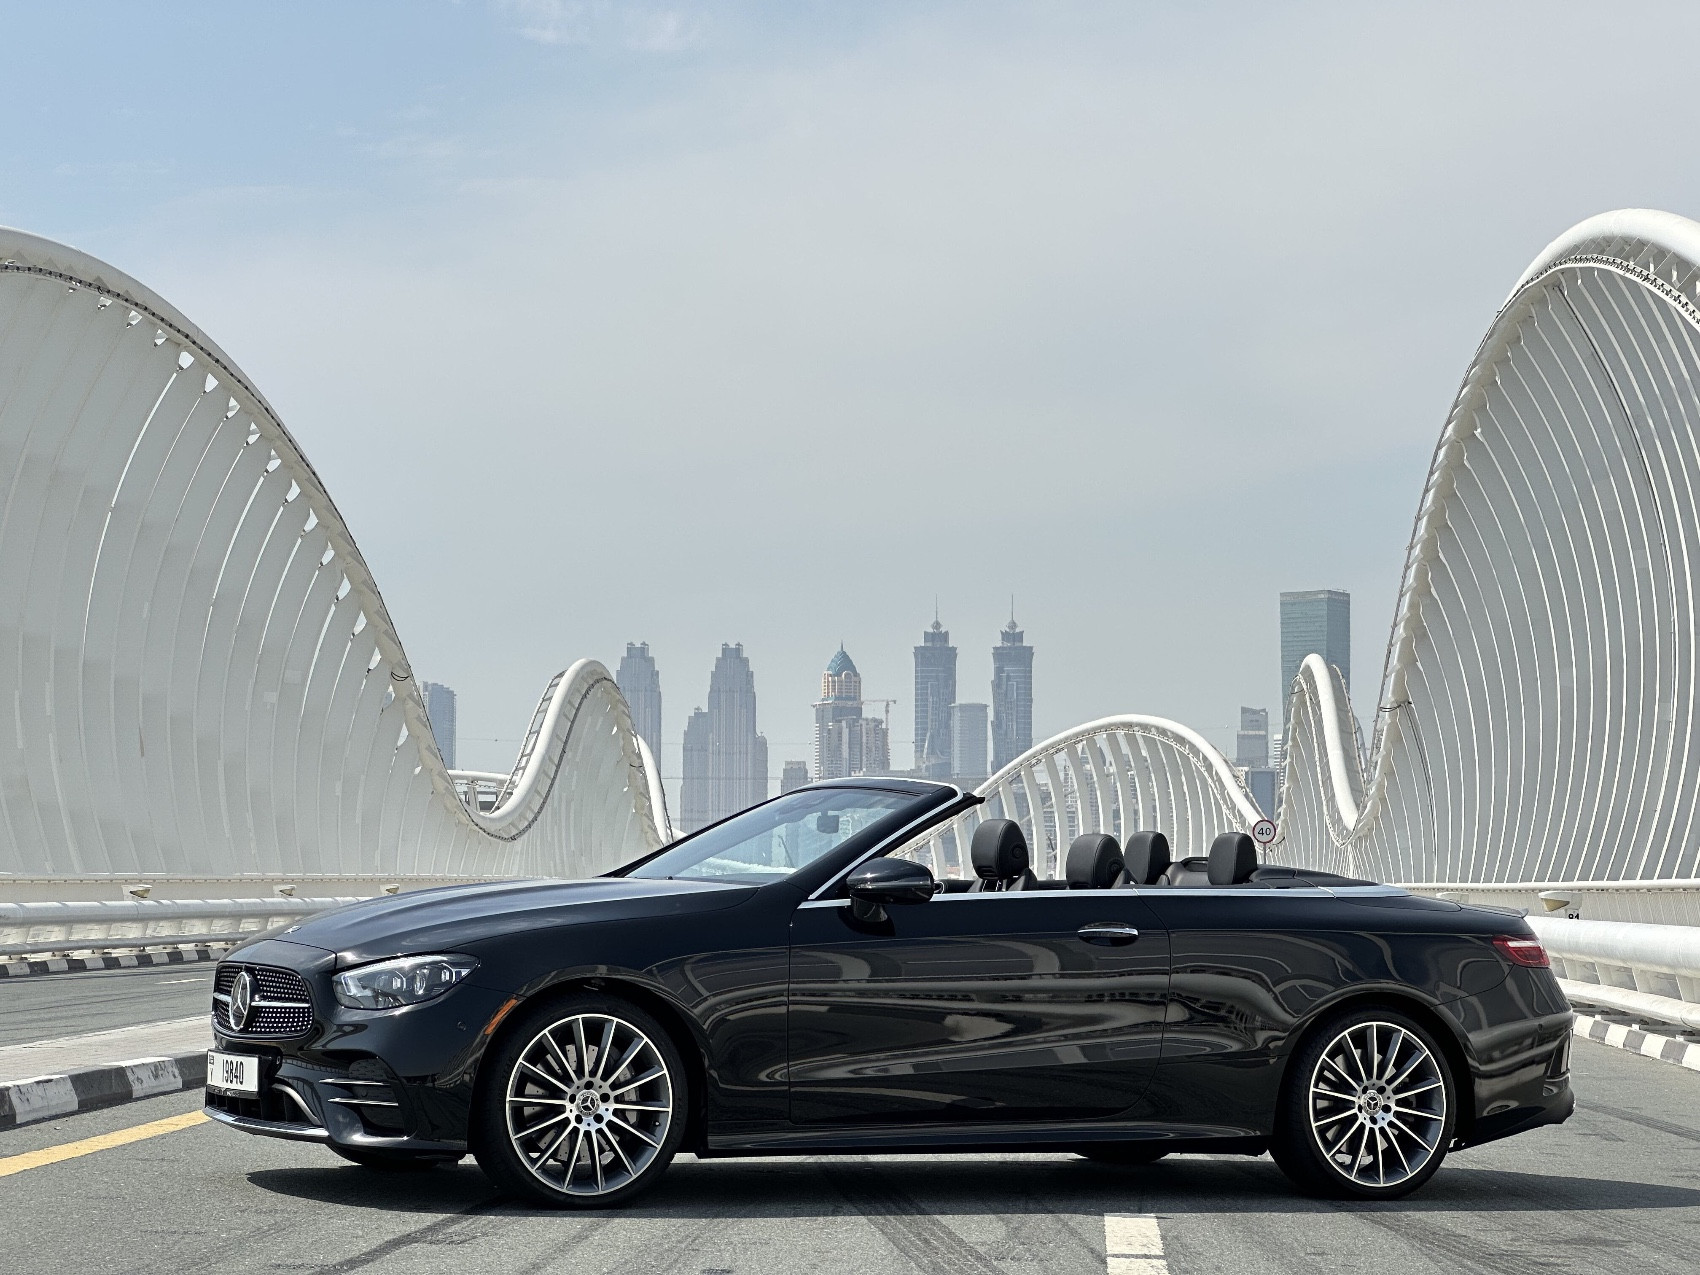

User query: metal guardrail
[0,898,362,958]
[1526,915,1700,1032]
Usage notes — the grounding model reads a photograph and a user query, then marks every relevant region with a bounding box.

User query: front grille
[212,962,314,1038]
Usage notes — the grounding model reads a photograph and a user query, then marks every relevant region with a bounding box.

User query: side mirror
[846,858,937,918]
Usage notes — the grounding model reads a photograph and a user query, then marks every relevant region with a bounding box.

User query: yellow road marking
[0,1110,208,1178]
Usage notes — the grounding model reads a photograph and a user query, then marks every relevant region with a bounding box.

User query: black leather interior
[1121,831,1171,886]
[1161,856,1212,887]
[1065,833,1123,889]
[970,819,1035,892]
[1208,832,1258,885]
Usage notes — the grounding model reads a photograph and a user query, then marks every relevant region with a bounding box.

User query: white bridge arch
[0,228,667,884]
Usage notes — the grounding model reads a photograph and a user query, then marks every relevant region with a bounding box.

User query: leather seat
[1120,831,1171,886]
[970,820,1036,892]
[1065,833,1123,889]
[1208,831,1258,885]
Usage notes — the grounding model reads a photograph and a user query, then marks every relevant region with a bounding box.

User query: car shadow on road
[245,1151,1700,1219]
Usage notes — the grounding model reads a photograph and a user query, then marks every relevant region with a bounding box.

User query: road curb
[1574,1011,1700,1073]
[0,946,228,980]
[0,1052,206,1130]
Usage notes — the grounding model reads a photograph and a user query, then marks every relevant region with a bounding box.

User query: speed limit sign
[1251,818,1277,845]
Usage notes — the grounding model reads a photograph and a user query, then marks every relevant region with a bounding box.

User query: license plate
[207,1050,260,1094]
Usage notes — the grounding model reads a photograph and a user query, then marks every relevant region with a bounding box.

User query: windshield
[629,788,924,884]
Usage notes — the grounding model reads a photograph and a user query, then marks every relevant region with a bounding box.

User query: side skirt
[701,1121,1266,1158]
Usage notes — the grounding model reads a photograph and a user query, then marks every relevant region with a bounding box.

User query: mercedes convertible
[203,777,1574,1206]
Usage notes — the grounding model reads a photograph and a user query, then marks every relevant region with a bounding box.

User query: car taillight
[1494,935,1550,967]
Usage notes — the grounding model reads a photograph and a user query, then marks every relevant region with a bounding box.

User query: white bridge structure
[0,228,669,894]
[890,212,1700,923]
[8,208,1700,922]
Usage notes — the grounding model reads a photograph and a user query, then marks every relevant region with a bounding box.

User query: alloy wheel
[1306,1019,1447,1189]
[504,1012,675,1197]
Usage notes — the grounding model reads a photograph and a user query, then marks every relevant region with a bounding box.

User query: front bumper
[204,939,512,1154]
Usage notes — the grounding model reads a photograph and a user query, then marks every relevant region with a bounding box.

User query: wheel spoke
[603,1124,638,1176]
[1387,1113,1438,1153]
[1311,1083,1356,1102]
[607,1113,662,1147]
[510,1095,570,1106]
[613,1100,670,1112]
[1314,1108,1358,1127]
[612,1066,666,1095]
[572,1017,591,1080]
[588,1128,606,1192]
[518,1058,571,1092]
[593,1019,617,1080]
[1394,1078,1442,1100]
[603,1036,648,1084]
[514,1109,571,1140]
[536,1123,573,1166]
[542,1027,582,1085]
[1378,1029,1406,1082]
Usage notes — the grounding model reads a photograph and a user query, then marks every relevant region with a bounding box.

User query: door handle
[1077,922,1140,945]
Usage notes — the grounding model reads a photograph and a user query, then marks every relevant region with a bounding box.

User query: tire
[330,1146,460,1171]
[1271,1006,1456,1199]
[1075,1144,1170,1166]
[471,992,688,1209]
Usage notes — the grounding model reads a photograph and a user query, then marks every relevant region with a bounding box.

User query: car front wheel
[1272,1006,1456,1199]
[472,992,687,1208]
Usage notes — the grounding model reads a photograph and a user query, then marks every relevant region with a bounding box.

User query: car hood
[239,876,759,966]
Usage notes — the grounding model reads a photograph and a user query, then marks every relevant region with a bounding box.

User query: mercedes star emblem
[229,969,255,1031]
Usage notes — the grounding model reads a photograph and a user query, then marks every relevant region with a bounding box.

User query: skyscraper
[707,643,767,822]
[814,647,865,780]
[678,645,768,832]
[1280,589,1351,729]
[422,682,457,770]
[913,617,957,780]
[680,708,711,832]
[1236,707,1270,768]
[951,702,989,785]
[814,647,891,779]
[991,616,1034,771]
[616,642,662,763]
[780,760,811,793]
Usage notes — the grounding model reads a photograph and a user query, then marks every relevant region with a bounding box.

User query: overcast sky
[8,1,1700,788]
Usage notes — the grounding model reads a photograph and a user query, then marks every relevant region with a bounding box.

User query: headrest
[1065,834,1123,888]
[1122,831,1171,885]
[1208,832,1258,885]
[970,820,1029,881]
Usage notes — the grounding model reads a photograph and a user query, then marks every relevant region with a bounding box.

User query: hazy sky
[9,1,1700,787]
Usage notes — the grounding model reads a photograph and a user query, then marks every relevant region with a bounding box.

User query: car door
[786,883,1171,1126]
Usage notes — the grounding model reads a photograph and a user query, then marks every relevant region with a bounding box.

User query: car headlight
[332,954,478,1009]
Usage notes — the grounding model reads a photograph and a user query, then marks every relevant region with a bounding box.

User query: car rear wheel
[1272,1006,1456,1199]
[472,992,687,1208]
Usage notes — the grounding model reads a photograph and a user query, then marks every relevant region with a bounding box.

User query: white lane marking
[1105,1213,1168,1275]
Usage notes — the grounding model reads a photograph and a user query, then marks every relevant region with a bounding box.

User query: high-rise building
[913,617,957,780]
[991,617,1034,771]
[678,645,768,832]
[1236,707,1270,768]
[422,682,457,770]
[1243,767,1278,818]
[707,643,767,822]
[951,702,989,785]
[814,647,891,780]
[780,760,811,794]
[680,708,711,832]
[1280,590,1351,731]
[814,647,864,780]
[616,642,662,763]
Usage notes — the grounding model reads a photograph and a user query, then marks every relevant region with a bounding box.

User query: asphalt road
[0,964,214,1047]
[1,1035,1696,1274]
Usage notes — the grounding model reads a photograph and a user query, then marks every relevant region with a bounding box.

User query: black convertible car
[204,778,1573,1206]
